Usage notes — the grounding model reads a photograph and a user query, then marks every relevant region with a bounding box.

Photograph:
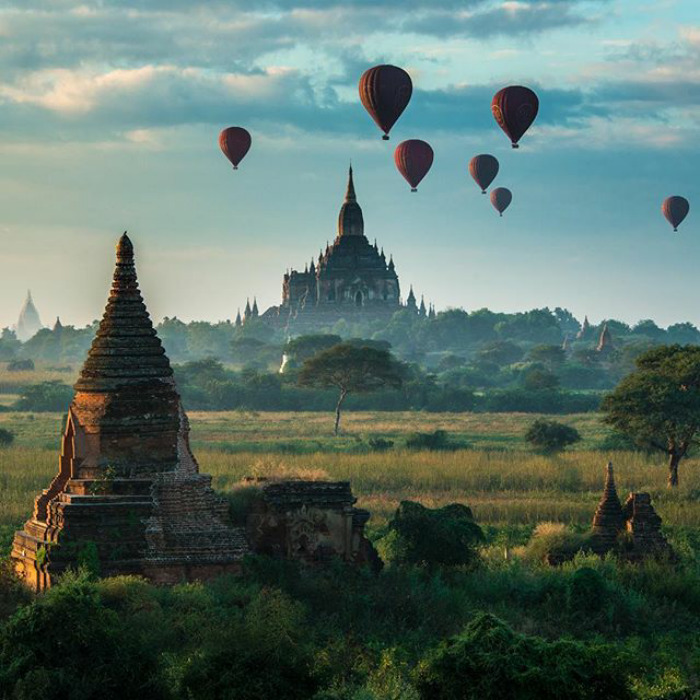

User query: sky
[1,0,699,331]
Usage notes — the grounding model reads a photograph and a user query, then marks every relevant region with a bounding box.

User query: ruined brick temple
[12,234,249,590]
[590,462,672,561]
[12,234,376,591]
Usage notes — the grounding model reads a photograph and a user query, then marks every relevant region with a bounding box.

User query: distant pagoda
[15,290,43,341]
[12,233,247,591]
[596,322,614,354]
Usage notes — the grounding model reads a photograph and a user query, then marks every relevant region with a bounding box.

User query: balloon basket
[382,135,389,141]
[233,165,238,170]
[511,144,519,149]
[411,188,417,193]
[481,191,486,195]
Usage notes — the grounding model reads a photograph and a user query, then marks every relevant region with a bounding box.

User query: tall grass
[2,444,698,550]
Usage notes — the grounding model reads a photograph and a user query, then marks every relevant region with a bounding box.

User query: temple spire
[338,164,364,237]
[345,164,356,202]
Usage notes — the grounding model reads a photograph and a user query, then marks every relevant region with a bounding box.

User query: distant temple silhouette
[241,166,431,329]
[15,290,43,341]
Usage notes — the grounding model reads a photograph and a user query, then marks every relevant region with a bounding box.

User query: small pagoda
[12,234,247,590]
[590,462,625,554]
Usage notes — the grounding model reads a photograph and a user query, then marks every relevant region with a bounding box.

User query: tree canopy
[602,345,700,486]
[299,343,405,434]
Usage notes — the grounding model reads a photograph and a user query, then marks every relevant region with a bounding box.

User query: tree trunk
[334,389,348,436]
[668,452,681,488]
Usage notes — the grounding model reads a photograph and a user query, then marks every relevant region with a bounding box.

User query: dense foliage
[603,345,700,487]
[525,419,582,452]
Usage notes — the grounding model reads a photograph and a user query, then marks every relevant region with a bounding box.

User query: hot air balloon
[469,154,499,194]
[359,65,412,140]
[219,127,251,170]
[491,86,539,149]
[394,140,434,192]
[662,196,690,232]
[490,187,512,217]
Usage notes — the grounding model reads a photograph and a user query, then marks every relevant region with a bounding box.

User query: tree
[522,368,560,392]
[525,419,581,452]
[283,334,341,364]
[298,343,404,434]
[0,429,14,447]
[602,345,700,487]
[528,344,566,367]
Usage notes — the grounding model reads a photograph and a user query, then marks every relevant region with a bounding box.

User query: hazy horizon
[1,0,699,331]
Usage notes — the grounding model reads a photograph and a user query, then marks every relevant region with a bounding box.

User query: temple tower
[16,290,43,341]
[590,462,625,554]
[12,233,247,591]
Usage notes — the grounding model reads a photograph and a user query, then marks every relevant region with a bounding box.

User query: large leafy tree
[298,343,405,435]
[602,345,700,487]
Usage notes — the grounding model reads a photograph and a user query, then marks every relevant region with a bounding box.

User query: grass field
[1,410,696,551]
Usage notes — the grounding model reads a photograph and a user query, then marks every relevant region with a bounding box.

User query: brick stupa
[12,233,247,590]
[590,461,625,554]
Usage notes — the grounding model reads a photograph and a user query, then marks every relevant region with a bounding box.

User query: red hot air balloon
[662,196,690,232]
[219,127,251,170]
[490,187,512,217]
[491,86,539,149]
[359,65,413,140]
[394,140,434,192]
[469,154,499,194]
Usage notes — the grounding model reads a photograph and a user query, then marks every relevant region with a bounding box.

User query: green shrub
[415,612,633,700]
[382,501,484,568]
[0,429,13,447]
[12,381,73,412]
[0,571,165,700]
[171,588,318,700]
[524,523,594,564]
[405,430,455,451]
[368,436,395,452]
[524,419,582,452]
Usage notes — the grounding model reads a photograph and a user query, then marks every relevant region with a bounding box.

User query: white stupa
[15,290,43,341]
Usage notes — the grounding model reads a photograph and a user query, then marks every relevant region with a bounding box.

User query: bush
[0,429,13,447]
[406,430,455,451]
[382,501,484,568]
[6,359,34,372]
[415,612,633,700]
[171,588,318,700]
[0,571,165,700]
[368,436,395,452]
[525,419,581,452]
[524,522,594,564]
[13,381,73,412]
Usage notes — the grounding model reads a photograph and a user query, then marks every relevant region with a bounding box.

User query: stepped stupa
[12,233,247,590]
[15,290,43,341]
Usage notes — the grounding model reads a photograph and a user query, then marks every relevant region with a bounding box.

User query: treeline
[173,359,598,414]
[2,307,699,405]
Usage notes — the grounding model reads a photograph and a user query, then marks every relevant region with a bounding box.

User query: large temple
[258,166,429,329]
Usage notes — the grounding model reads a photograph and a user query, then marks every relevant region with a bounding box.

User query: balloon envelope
[491,86,539,148]
[469,154,499,194]
[490,187,512,216]
[662,196,690,232]
[394,140,434,192]
[219,127,251,169]
[359,65,412,140]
